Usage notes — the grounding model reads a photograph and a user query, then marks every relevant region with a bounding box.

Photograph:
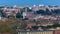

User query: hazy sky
[0,0,60,6]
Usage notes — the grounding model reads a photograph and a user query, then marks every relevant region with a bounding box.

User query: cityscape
[0,5,60,34]
[0,0,60,34]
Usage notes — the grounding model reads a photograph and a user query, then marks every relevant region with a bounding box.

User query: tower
[22,12,27,19]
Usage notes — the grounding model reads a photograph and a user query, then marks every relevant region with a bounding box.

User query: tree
[32,26,39,30]
[16,12,22,18]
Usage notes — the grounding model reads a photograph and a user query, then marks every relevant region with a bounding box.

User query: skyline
[0,0,60,6]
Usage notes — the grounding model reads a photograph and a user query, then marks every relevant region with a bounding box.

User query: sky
[0,0,60,6]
